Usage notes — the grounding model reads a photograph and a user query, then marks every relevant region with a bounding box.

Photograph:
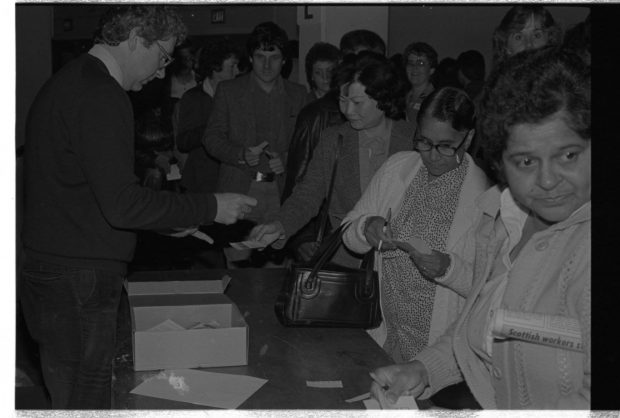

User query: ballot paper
[146,319,186,332]
[363,394,418,409]
[130,369,267,408]
[229,240,266,250]
[166,164,182,181]
[306,380,343,388]
[248,141,269,155]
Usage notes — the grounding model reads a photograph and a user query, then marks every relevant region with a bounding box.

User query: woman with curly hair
[250,51,413,267]
[492,5,562,66]
[304,42,342,102]
[342,86,491,362]
[368,46,590,409]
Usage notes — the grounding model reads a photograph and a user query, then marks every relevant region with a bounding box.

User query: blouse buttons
[535,240,549,251]
[492,367,502,380]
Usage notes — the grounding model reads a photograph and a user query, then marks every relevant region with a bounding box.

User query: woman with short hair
[370,46,590,410]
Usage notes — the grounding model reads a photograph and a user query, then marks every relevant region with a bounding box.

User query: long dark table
[111,268,433,409]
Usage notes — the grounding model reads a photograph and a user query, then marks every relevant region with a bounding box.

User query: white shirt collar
[202,78,215,98]
[88,44,124,88]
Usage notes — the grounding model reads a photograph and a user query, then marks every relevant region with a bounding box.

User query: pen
[378,208,392,252]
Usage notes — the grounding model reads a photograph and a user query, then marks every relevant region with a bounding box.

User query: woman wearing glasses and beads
[342,86,490,362]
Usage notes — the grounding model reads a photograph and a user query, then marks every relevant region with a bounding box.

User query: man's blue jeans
[19,258,124,409]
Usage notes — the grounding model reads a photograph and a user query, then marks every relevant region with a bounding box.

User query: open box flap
[126,272,232,296]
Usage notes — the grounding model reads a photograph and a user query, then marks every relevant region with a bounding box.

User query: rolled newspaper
[491,309,583,353]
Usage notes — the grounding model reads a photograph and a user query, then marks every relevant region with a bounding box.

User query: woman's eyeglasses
[414,132,468,157]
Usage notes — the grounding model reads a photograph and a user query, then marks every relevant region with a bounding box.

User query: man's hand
[266,151,285,174]
[370,360,429,407]
[363,216,395,251]
[243,148,261,166]
[214,193,257,225]
[249,222,285,247]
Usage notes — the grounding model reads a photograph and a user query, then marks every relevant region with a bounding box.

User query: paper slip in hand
[306,380,343,388]
[147,319,186,332]
[393,236,432,255]
[230,240,266,250]
[166,164,182,181]
[363,395,418,410]
[249,141,269,154]
[191,230,214,244]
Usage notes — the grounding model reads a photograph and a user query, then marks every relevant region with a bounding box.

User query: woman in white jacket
[342,86,490,362]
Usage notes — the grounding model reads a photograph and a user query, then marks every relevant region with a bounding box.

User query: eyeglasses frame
[155,40,175,68]
[413,129,470,157]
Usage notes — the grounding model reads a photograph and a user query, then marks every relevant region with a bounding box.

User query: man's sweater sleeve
[76,83,217,230]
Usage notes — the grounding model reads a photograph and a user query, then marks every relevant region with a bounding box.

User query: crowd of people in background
[20,4,590,410]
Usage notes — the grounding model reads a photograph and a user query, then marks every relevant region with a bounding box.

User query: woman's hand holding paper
[369,360,429,407]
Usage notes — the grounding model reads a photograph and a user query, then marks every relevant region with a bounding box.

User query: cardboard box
[126,271,248,371]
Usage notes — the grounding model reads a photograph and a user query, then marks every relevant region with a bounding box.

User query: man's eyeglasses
[155,41,174,68]
[414,131,468,157]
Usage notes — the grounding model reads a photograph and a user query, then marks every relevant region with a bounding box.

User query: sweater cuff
[414,347,463,399]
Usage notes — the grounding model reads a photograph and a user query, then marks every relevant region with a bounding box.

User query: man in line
[202,21,307,267]
[20,5,255,409]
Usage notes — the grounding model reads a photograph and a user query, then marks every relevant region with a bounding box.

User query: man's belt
[252,171,275,182]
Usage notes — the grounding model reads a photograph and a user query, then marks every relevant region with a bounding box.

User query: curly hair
[195,41,239,82]
[478,46,590,185]
[304,42,342,89]
[246,21,288,58]
[403,42,438,69]
[333,51,410,120]
[418,86,476,133]
[492,5,562,65]
[93,5,186,47]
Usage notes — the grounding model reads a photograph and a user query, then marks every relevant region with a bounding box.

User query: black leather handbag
[274,223,382,328]
[274,134,381,328]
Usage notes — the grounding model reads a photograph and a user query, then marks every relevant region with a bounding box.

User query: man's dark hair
[195,41,239,81]
[93,5,187,47]
[332,51,410,120]
[246,21,288,58]
[478,46,590,186]
[339,30,386,55]
[457,50,486,82]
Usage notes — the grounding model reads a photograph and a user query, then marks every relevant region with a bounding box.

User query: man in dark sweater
[20,5,256,409]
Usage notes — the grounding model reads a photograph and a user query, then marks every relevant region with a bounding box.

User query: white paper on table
[130,369,268,409]
[363,395,418,409]
[306,380,343,388]
[146,319,186,332]
[230,240,266,250]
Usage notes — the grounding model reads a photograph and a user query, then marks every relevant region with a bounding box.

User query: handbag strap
[315,133,344,245]
[305,222,375,295]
